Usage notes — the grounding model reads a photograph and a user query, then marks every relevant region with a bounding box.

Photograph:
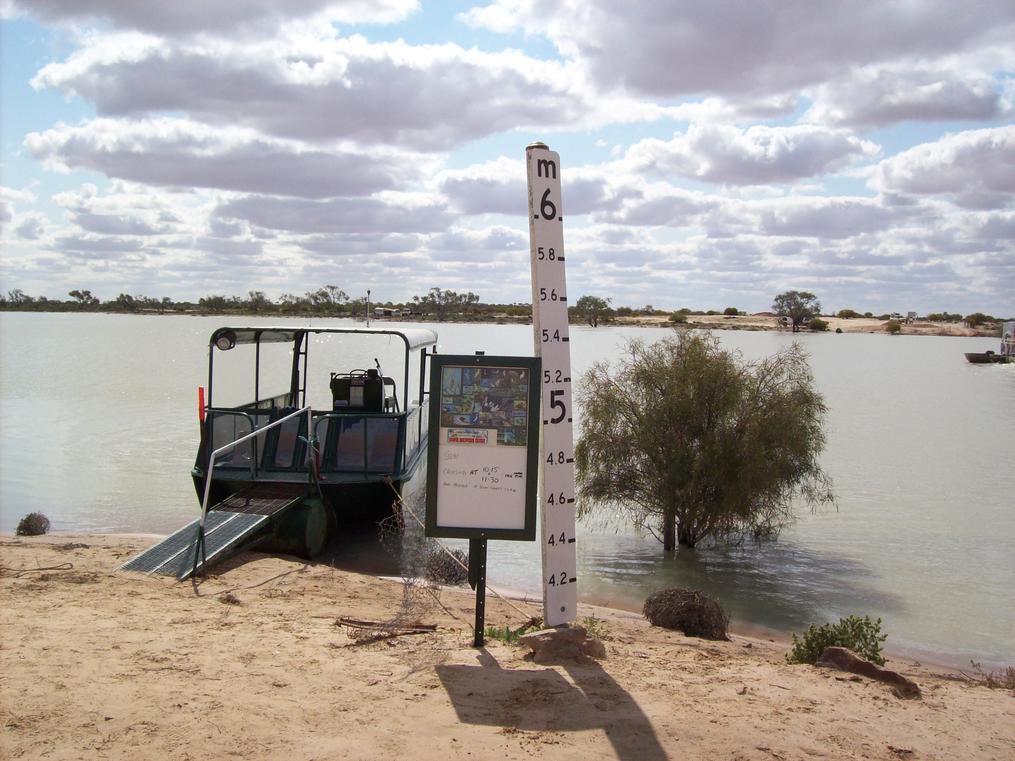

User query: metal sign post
[526,142,577,627]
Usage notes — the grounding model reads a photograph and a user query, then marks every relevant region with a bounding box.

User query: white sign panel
[426,357,540,540]
[435,429,528,529]
[527,142,578,627]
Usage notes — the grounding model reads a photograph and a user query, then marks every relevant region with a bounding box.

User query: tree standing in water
[575,331,833,552]
[773,290,822,332]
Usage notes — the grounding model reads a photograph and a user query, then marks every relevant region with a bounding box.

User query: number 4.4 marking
[547,532,577,546]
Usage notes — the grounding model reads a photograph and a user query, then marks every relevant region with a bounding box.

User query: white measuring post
[526,142,577,627]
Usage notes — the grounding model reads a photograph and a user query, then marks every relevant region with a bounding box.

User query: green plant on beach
[484,617,542,644]
[484,625,522,643]
[580,615,608,640]
[787,615,887,665]
[885,320,902,334]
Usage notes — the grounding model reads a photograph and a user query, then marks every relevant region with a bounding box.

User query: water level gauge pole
[526,141,578,627]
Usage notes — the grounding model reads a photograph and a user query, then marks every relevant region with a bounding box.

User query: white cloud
[26,118,430,197]
[11,0,418,36]
[13,214,47,239]
[463,1,1015,101]
[214,192,447,234]
[806,65,1010,127]
[32,35,591,151]
[436,158,633,217]
[625,124,879,185]
[297,232,422,256]
[757,197,911,239]
[874,125,1015,209]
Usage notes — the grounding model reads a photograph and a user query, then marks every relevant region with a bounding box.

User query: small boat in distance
[965,320,1014,364]
[122,326,437,579]
[964,350,1007,364]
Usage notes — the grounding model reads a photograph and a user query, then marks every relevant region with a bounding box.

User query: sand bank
[2,535,1013,761]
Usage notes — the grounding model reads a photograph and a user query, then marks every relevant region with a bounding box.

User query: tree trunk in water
[663,512,675,552]
[677,522,697,549]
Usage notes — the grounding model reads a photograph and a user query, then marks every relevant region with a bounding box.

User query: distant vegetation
[1,287,1007,329]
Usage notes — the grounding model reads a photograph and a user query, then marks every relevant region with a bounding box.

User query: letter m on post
[537,158,557,180]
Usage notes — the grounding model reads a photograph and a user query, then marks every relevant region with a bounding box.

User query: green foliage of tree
[668,311,687,324]
[574,295,612,327]
[773,290,822,332]
[964,312,993,328]
[885,320,902,334]
[787,616,886,666]
[836,309,861,319]
[723,307,739,316]
[7,289,33,306]
[198,294,229,313]
[808,317,829,331]
[112,293,137,312]
[575,332,833,552]
[926,312,963,322]
[68,289,99,307]
[246,290,272,314]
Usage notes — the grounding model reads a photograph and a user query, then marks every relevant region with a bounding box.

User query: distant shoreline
[0,308,1002,338]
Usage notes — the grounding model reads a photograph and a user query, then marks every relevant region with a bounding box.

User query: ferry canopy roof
[209,326,438,352]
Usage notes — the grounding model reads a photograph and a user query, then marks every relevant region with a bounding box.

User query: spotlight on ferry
[214,330,237,351]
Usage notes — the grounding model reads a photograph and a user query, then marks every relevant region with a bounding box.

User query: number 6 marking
[540,189,557,220]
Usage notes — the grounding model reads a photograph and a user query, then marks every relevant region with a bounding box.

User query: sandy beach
[2,534,1013,761]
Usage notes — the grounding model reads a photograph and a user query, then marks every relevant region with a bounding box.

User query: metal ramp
[120,483,307,581]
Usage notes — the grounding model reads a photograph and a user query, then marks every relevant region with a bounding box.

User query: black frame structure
[424,354,541,541]
[195,325,437,503]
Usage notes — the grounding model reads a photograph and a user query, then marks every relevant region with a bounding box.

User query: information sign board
[425,355,541,540]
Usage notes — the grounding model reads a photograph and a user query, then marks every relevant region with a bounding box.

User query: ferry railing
[192,405,312,577]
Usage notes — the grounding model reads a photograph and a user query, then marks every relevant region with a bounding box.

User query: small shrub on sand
[886,320,902,334]
[581,614,608,640]
[16,512,50,536]
[787,615,886,665]
[969,661,1015,691]
[643,588,730,640]
[424,547,469,585]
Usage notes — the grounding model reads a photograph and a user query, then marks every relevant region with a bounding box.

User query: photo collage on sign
[440,366,529,446]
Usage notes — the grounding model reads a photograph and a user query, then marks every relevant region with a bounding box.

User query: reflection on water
[1,313,1013,667]
[577,533,906,634]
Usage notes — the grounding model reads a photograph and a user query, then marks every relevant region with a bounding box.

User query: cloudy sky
[2,0,1013,314]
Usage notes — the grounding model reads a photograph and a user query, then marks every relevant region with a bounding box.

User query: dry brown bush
[643,587,730,640]
[16,512,50,536]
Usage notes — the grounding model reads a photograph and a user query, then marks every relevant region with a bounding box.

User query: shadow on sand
[437,650,667,761]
